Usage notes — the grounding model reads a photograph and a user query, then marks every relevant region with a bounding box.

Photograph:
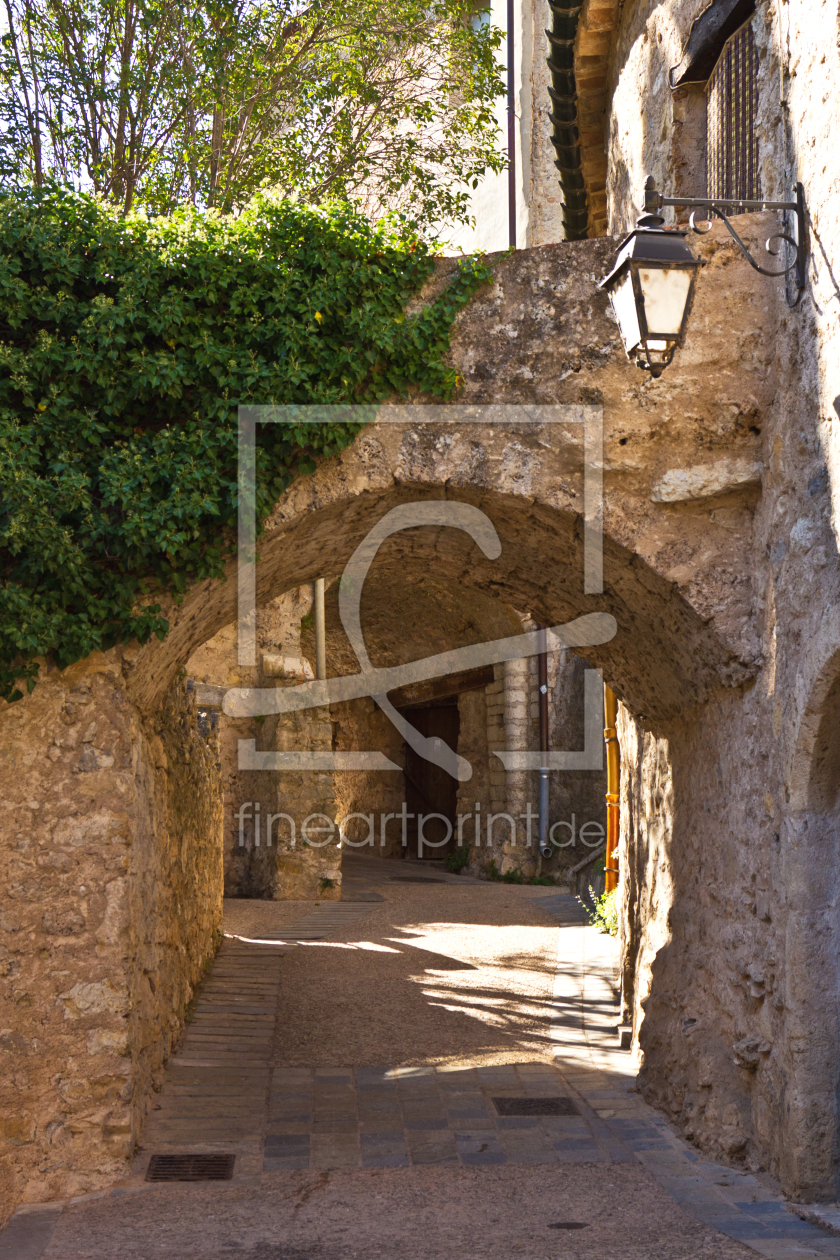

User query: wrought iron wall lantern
[599,176,807,378]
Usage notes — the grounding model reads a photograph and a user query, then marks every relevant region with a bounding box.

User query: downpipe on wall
[538,625,552,861]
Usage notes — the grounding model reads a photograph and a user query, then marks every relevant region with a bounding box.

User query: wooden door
[402,703,460,859]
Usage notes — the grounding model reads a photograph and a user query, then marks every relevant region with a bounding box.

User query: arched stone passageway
[3,222,828,1217]
[3,0,840,1240]
[126,425,759,726]
[0,415,762,1208]
[171,438,755,905]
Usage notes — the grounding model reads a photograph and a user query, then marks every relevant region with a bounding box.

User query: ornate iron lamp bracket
[643,176,807,304]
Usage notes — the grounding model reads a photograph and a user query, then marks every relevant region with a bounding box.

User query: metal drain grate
[146,1153,235,1182]
[389,876,446,884]
[492,1096,579,1117]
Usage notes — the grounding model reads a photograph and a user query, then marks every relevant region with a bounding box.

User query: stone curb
[791,1207,840,1239]
[545,893,840,1260]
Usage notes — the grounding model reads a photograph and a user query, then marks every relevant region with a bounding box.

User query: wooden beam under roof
[388,665,495,711]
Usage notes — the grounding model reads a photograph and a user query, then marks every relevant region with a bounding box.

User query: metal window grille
[706,20,760,208]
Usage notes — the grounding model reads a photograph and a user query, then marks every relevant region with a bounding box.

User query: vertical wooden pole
[604,684,620,893]
[314,579,326,682]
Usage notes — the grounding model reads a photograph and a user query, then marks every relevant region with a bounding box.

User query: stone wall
[484,666,508,827]
[453,686,493,857]
[527,0,569,248]
[0,653,222,1227]
[185,619,261,898]
[605,0,701,234]
[0,656,137,1223]
[492,632,606,879]
[333,698,406,858]
[130,673,224,1140]
[187,590,342,900]
[617,676,840,1199]
[459,648,607,879]
[615,704,674,1052]
[596,0,840,1201]
[261,693,341,900]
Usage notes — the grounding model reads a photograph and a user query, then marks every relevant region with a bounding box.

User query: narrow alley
[5,857,838,1260]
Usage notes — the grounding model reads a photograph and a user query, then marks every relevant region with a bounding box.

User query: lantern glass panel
[608,270,642,354]
[637,266,693,337]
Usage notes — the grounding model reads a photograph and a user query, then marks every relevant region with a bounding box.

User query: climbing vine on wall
[0,186,491,700]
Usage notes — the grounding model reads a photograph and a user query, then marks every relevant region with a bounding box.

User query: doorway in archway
[402,699,461,859]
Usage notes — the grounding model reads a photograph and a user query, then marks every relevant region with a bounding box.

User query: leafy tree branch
[0,0,506,231]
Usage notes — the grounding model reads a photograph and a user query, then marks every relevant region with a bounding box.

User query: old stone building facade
[1,0,839,1228]
[186,586,606,898]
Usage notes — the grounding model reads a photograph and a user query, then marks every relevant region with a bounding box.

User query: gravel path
[40,1163,758,1260]
[227,860,564,1068]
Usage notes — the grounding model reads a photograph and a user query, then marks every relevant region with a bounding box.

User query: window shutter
[706,20,760,206]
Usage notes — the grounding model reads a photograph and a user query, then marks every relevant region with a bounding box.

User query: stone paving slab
[130,939,283,1182]
[543,892,840,1259]
[230,901,377,942]
[0,1206,62,1260]
[793,1207,840,1240]
[6,875,840,1260]
[261,1061,616,1171]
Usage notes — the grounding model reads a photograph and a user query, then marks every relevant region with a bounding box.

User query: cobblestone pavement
[3,858,840,1260]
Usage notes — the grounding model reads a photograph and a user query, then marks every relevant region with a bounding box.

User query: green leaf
[0,189,494,699]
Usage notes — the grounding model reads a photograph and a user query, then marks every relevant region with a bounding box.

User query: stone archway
[160,412,764,905]
[128,447,757,725]
[0,423,758,1207]
[0,220,785,1212]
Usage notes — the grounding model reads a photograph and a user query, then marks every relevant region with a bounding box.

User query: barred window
[706,20,760,206]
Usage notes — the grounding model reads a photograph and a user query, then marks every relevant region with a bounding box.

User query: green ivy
[0,186,492,701]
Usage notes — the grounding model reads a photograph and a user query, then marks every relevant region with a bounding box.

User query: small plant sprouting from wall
[585,887,618,936]
[486,859,557,887]
[444,847,472,874]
